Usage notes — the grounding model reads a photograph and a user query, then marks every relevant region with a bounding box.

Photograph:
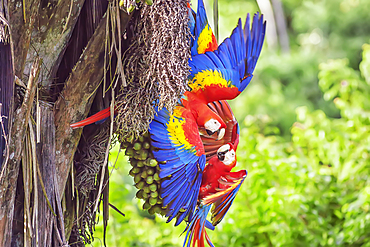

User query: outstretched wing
[202,170,247,226]
[199,100,240,162]
[150,106,206,226]
[188,13,266,102]
[190,0,218,56]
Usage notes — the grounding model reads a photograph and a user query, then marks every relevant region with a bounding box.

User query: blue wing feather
[188,12,266,101]
[149,106,205,225]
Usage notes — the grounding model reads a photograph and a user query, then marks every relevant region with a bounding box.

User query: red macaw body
[183,143,247,247]
[181,91,226,136]
[199,143,237,199]
[150,99,240,227]
[200,100,240,162]
[199,157,235,198]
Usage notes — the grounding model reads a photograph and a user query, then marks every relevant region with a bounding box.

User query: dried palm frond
[75,120,112,197]
[115,0,191,139]
[73,119,116,244]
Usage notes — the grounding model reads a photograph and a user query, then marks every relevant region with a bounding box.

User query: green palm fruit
[149,159,158,167]
[129,169,135,177]
[138,150,148,160]
[147,168,154,175]
[129,158,138,167]
[152,206,162,214]
[149,197,157,206]
[129,167,140,175]
[125,147,134,156]
[138,135,145,142]
[142,192,149,199]
[149,184,157,192]
[145,0,153,5]
[143,159,150,166]
[136,190,144,199]
[143,201,151,210]
[153,173,160,181]
[146,176,153,184]
[141,170,148,179]
[134,174,142,183]
[135,181,145,189]
[144,186,151,194]
[148,207,155,215]
[133,142,142,151]
[143,142,151,149]
[150,191,158,198]
[126,134,135,143]
[137,161,145,167]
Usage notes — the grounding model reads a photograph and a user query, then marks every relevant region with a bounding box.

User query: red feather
[70,107,115,129]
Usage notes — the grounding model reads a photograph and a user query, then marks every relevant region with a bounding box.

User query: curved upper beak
[216,128,225,140]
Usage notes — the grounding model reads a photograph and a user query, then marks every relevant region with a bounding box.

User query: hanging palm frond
[115,0,191,139]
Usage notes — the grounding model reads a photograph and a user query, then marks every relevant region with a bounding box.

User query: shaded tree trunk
[0,0,130,246]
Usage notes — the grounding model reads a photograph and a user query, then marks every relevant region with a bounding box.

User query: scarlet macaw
[149,99,240,226]
[200,100,240,162]
[183,143,247,247]
[149,10,264,226]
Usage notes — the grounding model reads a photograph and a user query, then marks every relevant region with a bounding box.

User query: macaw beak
[216,128,225,140]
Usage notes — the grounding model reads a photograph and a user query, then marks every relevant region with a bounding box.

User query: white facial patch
[204,118,221,133]
[223,149,236,166]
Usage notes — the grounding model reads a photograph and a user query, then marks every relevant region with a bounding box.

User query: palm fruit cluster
[121,132,166,215]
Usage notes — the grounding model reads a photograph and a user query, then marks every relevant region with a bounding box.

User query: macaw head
[217,143,236,168]
[204,118,226,140]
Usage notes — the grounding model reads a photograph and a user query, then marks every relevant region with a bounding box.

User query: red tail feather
[70,107,114,129]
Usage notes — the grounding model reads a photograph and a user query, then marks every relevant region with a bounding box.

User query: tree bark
[0,1,131,245]
[0,58,41,247]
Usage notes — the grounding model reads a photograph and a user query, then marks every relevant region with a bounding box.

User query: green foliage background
[92,0,370,246]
